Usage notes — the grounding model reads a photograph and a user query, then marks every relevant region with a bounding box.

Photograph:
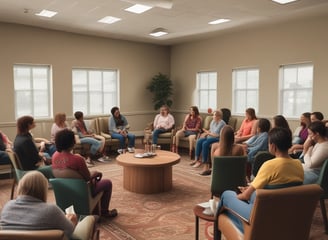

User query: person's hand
[66,213,78,226]
[237,186,248,193]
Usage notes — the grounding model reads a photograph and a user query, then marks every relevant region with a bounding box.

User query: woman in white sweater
[303,121,328,184]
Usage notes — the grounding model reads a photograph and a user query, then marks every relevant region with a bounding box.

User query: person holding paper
[0,171,96,239]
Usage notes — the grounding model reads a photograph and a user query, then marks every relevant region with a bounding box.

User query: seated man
[217,127,304,233]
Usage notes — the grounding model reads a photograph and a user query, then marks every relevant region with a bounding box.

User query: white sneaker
[117,149,123,154]
[128,147,135,153]
[97,156,111,162]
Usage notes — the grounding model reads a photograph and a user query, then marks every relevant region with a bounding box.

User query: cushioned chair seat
[0,229,65,240]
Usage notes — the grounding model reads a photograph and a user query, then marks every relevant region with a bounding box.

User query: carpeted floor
[1,149,328,240]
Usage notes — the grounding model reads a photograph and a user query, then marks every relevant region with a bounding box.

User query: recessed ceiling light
[98,16,121,24]
[125,4,152,14]
[271,0,298,4]
[208,18,231,25]
[149,28,168,37]
[35,9,57,18]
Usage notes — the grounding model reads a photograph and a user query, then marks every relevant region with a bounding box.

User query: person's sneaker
[97,155,111,162]
[117,149,123,154]
[128,147,135,153]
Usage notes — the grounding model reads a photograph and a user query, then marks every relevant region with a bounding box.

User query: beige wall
[1,13,328,139]
[0,23,170,139]
[170,13,328,123]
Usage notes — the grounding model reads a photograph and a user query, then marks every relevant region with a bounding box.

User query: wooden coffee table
[116,149,180,194]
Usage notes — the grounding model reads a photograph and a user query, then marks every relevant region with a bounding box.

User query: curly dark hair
[55,129,75,152]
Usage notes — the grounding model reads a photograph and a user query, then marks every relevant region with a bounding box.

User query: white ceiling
[0,0,328,46]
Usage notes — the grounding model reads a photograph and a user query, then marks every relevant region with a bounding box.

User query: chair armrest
[144,122,154,131]
[219,206,250,224]
[101,132,112,139]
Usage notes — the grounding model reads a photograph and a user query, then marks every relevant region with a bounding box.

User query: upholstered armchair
[50,175,103,216]
[143,122,176,150]
[216,184,323,240]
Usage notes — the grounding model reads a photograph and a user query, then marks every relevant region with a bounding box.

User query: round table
[116,149,180,194]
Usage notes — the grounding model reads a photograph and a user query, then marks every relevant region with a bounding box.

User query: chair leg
[10,178,16,200]
[320,199,328,234]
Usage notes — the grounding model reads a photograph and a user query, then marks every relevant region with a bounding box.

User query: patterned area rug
[1,150,328,239]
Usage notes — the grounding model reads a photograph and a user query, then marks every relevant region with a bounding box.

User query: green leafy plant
[146,72,173,110]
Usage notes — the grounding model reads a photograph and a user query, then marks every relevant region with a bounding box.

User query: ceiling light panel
[35,9,58,18]
[271,0,298,4]
[208,18,231,25]
[98,16,121,24]
[125,4,152,14]
[149,28,168,37]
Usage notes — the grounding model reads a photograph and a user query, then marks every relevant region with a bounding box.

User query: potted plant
[146,72,173,110]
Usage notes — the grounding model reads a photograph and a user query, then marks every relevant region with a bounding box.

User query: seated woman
[201,125,245,175]
[109,106,135,154]
[0,130,12,165]
[0,171,96,240]
[217,127,304,234]
[191,110,226,169]
[13,116,53,179]
[72,111,108,162]
[151,105,175,145]
[172,106,201,156]
[289,112,311,158]
[302,121,328,184]
[242,118,271,164]
[234,108,257,143]
[50,112,70,142]
[52,129,117,218]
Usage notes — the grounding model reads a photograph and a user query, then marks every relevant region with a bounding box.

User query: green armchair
[49,177,103,216]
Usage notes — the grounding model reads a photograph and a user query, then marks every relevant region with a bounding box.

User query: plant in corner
[146,72,173,110]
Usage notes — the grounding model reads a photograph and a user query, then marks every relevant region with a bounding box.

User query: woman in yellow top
[234,108,257,143]
[217,127,304,233]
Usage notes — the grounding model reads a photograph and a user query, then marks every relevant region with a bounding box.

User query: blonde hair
[54,113,67,127]
[17,171,48,202]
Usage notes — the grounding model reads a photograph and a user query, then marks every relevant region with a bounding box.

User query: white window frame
[13,64,52,119]
[232,68,259,115]
[72,68,119,116]
[196,71,217,112]
[279,63,313,118]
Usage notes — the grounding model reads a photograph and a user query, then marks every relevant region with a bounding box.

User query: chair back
[252,151,275,177]
[50,178,98,216]
[97,117,109,135]
[6,151,26,181]
[0,229,65,240]
[244,184,323,240]
[211,156,247,197]
[317,158,328,198]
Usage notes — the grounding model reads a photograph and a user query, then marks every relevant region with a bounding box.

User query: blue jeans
[195,137,219,163]
[80,137,101,155]
[0,151,11,164]
[152,128,168,145]
[217,190,257,233]
[111,132,135,149]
